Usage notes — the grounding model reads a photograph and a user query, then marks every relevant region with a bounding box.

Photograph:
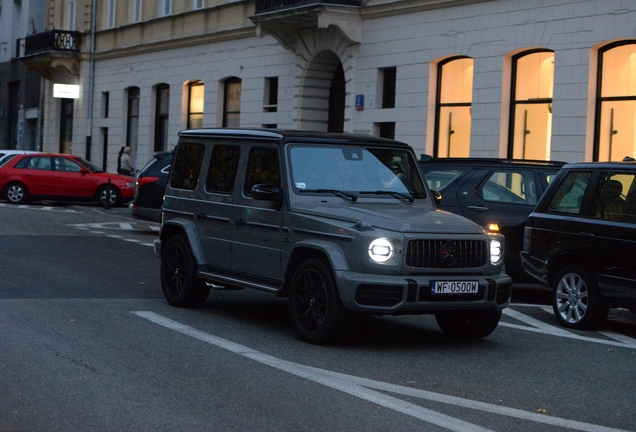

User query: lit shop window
[435,57,473,158]
[509,50,554,160]
[188,81,204,129]
[595,42,636,161]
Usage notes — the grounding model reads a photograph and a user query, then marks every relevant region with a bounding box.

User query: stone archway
[292,27,358,132]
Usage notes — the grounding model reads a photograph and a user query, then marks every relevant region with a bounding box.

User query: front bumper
[335,270,512,315]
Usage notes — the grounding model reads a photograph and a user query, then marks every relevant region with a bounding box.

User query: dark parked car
[129,150,173,222]
[419,157,566,281]
[521,161,636,329]
[155,128,512,344]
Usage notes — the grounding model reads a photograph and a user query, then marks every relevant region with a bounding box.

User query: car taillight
[136,176,160,187]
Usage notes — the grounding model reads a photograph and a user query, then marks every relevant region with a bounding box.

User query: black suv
[419,158,566,281]
[521,162,636,329]
[155,129,512,344]
[129,150,173,223]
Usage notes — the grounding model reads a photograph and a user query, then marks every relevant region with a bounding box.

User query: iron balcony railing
[21,30,81,58]
[254,0,362,14]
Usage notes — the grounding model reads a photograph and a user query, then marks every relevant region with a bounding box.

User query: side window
[547,171,591,214]
[28,157,52,170]
[591,173,636,222]
[244,147,280,196]
[422,168,466,191]
[206,145,241,193]
[479,170,537,205]
[170,142,206,191]
[54,158,81,172]
[15,157,30,168]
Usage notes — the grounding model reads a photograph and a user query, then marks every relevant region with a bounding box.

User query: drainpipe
[85,0,97,160]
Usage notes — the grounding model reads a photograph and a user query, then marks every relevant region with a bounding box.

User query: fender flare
[160,219,206,265]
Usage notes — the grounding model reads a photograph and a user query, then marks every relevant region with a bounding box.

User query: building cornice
[360,0,491,20]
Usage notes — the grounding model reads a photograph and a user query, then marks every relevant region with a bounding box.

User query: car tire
[289,258,348,345]
[161,236,210,308]
[552,265,608,330]
[96,184,122,207]
[435,309,502,339]
[3,182,30,204]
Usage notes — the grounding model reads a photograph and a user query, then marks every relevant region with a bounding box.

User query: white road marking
[0,203,77,212]
[132,311,629,432]
[502,307,636,350]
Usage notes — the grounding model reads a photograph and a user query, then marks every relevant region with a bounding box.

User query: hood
[290,200,484,234]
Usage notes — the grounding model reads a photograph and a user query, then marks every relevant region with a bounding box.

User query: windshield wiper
[299,189,358,202]
[359,190,414,203]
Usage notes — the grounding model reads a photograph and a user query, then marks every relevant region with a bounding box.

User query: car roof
[419,157,567,168]
[561,161,636,170]
[178,128,410,148]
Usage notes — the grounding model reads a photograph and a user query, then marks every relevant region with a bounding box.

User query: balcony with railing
[254,0,362,14]
[251,0,362,51]
[18,30,82,79]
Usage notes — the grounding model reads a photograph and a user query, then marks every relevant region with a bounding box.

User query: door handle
[197,212,206,219]
[467,205,489,213]
[235,218,246,227]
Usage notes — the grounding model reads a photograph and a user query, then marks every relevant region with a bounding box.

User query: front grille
[406,239,487,268]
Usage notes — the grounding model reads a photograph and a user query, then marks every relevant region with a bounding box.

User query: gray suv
[155,129,512,344]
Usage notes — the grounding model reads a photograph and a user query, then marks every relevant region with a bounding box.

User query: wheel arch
[279,240,349,297]
[160,219,206,265]
[546,250,591,287]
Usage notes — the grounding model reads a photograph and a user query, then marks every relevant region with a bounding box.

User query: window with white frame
[133,0,142,23]
[193,0,205,9]
[107,0,116,28]
[67,0,76,30]
[158,0,171,17]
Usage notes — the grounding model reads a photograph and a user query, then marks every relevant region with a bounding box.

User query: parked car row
[420,156,636,331]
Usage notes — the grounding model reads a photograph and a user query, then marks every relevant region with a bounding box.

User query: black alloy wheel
[289,258,347,344]
[160,236,210,307]
[435,309,502,339]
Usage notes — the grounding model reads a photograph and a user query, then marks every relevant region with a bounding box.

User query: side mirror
[80,167,89,174]
[251,184,282,202]
[432,189,442,206]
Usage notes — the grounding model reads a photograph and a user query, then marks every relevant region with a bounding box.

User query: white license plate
[431,281,479,295]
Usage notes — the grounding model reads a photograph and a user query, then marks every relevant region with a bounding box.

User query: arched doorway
[298,50,347,132]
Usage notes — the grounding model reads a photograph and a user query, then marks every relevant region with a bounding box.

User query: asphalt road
[1,201,635,431]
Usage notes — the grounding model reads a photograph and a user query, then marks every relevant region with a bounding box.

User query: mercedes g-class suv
[154,129,512,344]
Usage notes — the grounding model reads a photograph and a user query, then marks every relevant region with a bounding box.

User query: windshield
[289,145,426,200]
[0,154,16,167]
[76,157,104,173]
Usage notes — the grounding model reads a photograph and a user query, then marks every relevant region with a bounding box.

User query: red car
[0,153,134,207]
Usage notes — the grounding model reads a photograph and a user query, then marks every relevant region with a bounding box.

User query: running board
[198,270,281,294]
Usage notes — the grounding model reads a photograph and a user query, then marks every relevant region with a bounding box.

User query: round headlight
[490,239,502,265]
[368,238,394,263]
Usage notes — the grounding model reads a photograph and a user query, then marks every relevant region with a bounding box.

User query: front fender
[160,219,206,265]
[290,239,350,271]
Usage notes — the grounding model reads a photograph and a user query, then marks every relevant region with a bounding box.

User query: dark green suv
[154,129,512,344]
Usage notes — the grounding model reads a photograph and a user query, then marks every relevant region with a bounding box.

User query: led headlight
[368,238,394,263]
[490,239,502,265]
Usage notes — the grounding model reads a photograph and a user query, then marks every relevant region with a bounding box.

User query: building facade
[0,0,46,151]
[20,0,636,172]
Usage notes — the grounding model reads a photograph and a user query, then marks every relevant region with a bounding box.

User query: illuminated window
[434,57,473,157]
[594,41,636,161]
[223,78,241,128]
[188,81,204,129]
[509,50,554,160]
